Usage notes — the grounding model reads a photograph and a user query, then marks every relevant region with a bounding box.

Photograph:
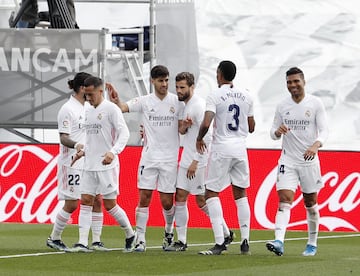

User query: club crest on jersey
[169,106,175,114]
[62,120,69,127]
[97,113,102,120]
[305,110,311,117]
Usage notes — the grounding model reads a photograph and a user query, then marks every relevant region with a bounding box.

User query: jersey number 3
[228,104,240,131]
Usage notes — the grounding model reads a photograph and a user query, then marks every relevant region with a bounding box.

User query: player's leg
[47,166,80,251]
[90,194,105,250]
[78,193,95,246]
[135,163,157,251]
[231,158,251,254]
[134,189,153,252]
[171,166,191,248]
[300,163,323,256]
[158,162,177,249]
[198,154,229,255]
[104,196,135,252]
[47,199,77,251]
[266,163,297,256]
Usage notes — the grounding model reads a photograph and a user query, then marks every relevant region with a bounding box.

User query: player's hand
[275,124,289,137]
[71,150,84,166]
[303,145,318,161]
[139,124,144,138]
[186,161,198,179]
[74,142,84,152]
[102,152,115,165]
[183,115,193,129]
[196,139,207,154]
[106,83,119,105]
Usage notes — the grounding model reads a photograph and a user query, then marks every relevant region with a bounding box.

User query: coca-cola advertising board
[0,144,359,232]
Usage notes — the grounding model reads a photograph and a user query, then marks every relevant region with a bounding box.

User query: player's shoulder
[189,94,205,108]
[166,91,179,101]
[58,99,76,115]
[278,96,293,106]
[306,93,322,103]
[103,99,121,110]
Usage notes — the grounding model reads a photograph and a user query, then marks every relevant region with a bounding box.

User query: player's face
[286,73,305,101]
[85,85,103,107]
[152,76,169,97]
[176,79,192,102]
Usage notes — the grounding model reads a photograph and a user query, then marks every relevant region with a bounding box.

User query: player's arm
[106,82,129,113]
[179,115,193,135]
[270,108,287,140]
[314,99,329,148]
[304,100,329,161]
[109,107,130,156]
[196,111,214,154]
[59,133,83,152]
[248,116,255,133]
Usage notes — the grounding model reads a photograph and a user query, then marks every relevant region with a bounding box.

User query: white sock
[108,205,134,238]
[236,197,251,242]
[78,205,93,246]
[201,204,229,237]
[91,212,103,243]
[306,204,319,247]
[175,201,188,244]
[163,205,175,234]
[206,197,224,245]
[136,207,149,243]
[50,209,71,240]
[274,202,291,243]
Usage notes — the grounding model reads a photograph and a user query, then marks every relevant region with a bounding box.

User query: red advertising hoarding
[0,144,359,232]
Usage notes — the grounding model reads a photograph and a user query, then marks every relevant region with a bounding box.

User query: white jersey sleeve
[57,96,85,169]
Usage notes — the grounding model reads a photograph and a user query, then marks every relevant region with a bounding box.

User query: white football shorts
[137,161,177,193]
[205,152,250,193]
[81,167,119,199]
[57,165,82,200]
[176,166,205,195]
[276,161,323,194]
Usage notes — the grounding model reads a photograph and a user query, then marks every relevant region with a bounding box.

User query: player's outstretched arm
[106,83,129,113]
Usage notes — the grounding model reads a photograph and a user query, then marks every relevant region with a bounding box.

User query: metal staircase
[123,52,149,97]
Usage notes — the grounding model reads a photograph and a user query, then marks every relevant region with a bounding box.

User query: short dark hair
[286,67,304,79]
[218,60,236,81]
[68,72,91,93]
[151,65,169,79]
[175,72,195,86]
[84,76,103,88]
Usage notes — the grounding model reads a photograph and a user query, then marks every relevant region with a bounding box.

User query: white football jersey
[270,93,328,164]
[180,94,211,168]
[127,92,183,162]
[83,99,130,171]
[57,96,87,169]
[206,84,254,158]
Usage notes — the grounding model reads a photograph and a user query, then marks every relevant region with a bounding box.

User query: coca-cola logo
[0,145,62,223]
[254,166,360,231]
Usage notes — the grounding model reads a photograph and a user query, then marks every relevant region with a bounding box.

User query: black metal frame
[9,0,75,29]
